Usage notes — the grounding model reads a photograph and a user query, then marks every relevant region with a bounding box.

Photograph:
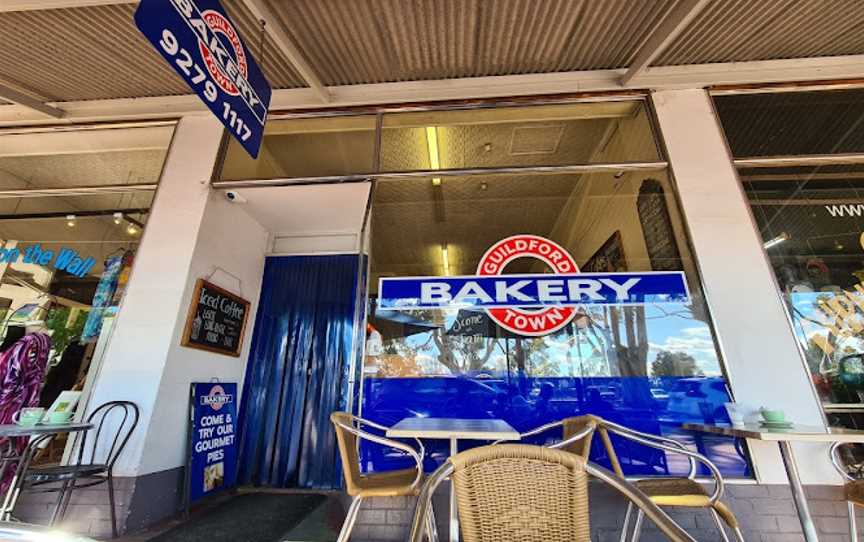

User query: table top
[0,422,92,438]
[683,422,864,443]
[387,417,520,441]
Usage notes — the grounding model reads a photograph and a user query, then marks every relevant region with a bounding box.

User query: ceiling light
[113,212,123,225]
[126,224,138,236]
[441,244,450,276]
[426,126,442,188]
[66,215,76,228]
[763,232,790,249]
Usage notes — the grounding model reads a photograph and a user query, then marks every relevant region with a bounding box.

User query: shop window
[379,101,661,172]
[715,89,864,157]
[219,115,378,181]
[0,123,172,464]
[361,101,748,477]
[716,88,864,430]
[735,163,864,427]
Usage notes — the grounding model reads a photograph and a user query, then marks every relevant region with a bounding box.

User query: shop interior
[0,123,172,465]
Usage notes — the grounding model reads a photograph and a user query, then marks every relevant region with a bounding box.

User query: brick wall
[348,483,856,542]
[14,467,184,539]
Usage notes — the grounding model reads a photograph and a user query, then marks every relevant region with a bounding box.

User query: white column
[651,89,836,484]
[86,114,222,476]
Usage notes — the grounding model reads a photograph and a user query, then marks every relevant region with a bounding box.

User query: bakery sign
[379,235,690,336]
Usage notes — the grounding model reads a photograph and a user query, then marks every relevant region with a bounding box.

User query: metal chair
[330,412,437,542]
[830,441,864,541]
[497,414,621,466]
[23,401,139,538]
[597,419,743,542]
[410,444,697,542]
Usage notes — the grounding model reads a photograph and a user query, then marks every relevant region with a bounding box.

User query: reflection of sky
[381,302,722,376]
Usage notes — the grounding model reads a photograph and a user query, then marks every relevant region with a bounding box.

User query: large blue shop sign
[135,0,272,157]
[378,234,690,336]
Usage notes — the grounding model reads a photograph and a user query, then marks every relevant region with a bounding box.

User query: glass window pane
[363,170,748,477]
[739,163,864,426]
[220,115,377,181]
[0,124,173,189]
[715,89,864,157]
[380,101,660,172]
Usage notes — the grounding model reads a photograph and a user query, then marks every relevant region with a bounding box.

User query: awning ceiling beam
[621,0,711,86]
[0,79,64,119]
[0,0,136,11]
[239,0,331,103]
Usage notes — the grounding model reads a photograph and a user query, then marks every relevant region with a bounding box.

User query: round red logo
[198,10,248,96]
[205,384,228,411]
[476,235,579,336]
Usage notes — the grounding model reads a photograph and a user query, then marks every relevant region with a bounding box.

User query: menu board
[182,279,250,357]
[637,179,682,272]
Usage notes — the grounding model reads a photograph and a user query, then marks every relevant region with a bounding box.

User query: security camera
[224,190,247,204]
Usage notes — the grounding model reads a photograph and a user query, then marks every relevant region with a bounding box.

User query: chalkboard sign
[637,179,682,272]
[182,280,250,357]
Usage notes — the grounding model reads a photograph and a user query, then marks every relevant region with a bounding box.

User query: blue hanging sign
[135,0,272,157]
[378,234,691,337]
[188,382,238,503]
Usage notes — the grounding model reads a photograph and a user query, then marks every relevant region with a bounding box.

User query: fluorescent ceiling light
[763,232,790,249]
[426,126,441,186]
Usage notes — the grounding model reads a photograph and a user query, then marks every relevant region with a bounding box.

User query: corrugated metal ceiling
[0,0,862,104]
[659,0,864,65]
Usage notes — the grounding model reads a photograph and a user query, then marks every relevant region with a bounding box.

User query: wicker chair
[830,442,864,541]
[330,412,437,542]
[409,444,696,542]
[597,419,743,542]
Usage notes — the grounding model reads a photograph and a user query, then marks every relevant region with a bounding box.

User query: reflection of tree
[609,306,649,377]
[651,351,702,377]
[432,332,497,375]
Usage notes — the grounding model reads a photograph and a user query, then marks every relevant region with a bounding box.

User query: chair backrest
[330,411,363,494]
[78,401,139,469]
[563,415,622,476]
[450,444,590,542]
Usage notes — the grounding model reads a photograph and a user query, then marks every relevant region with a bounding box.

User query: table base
[778,441,819,542]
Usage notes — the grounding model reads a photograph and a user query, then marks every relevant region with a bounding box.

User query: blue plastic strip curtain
[238,254,362,489]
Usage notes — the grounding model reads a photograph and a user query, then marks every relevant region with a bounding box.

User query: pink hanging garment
[0,333,51,493]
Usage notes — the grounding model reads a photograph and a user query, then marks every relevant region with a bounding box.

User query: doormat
[148,493,328,542]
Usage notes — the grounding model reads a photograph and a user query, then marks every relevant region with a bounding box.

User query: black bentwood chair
[23,401,139,538]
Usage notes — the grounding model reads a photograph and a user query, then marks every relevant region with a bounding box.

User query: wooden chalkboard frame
[181,279,250,357]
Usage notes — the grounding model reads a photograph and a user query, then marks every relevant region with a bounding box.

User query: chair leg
[58,480,76,522]
[337,496,363,542]
[108,473,118,538]
[49,480,70,526]
[849,502,858,542]
[710,508,732,542]
[631,509,645,542]
[619,502,633,542]
[425,502,439,542]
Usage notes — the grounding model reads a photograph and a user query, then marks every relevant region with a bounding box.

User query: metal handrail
[601,420,724,504]
[331,415,425,492]
[409,453,697,542]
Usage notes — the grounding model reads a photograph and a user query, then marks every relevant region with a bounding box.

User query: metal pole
[778,440,820,542]
[211,160,669,189]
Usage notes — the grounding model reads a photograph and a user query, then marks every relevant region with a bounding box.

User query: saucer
[759,420,793,429]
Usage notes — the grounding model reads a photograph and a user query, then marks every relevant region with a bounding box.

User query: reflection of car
[666,378,730,420]
[650,388,670,401]
[365,376,505,424]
